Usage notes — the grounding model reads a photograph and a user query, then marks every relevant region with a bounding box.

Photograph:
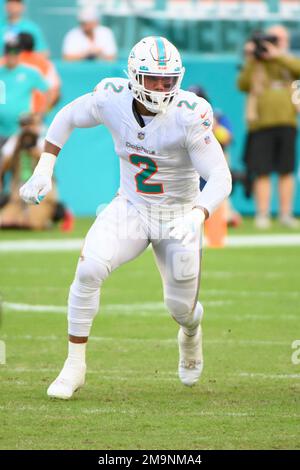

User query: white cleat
[178,326,203,387]
[47,360,86,400]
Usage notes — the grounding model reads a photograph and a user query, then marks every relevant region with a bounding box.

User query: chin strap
[132,100,146,128]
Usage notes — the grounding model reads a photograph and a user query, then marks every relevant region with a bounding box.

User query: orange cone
[204,202,227,247]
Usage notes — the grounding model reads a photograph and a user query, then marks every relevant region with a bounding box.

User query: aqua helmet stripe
[155,37,167,67]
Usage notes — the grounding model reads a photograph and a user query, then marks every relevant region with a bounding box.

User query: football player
[20,37,232,399]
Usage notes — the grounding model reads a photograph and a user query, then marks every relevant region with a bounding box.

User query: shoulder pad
[93,77,128,96]
[175,90,213,130]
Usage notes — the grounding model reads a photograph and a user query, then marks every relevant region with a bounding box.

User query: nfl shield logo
[138,132,145,140]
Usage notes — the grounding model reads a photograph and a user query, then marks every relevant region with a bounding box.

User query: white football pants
[68,195,203,337]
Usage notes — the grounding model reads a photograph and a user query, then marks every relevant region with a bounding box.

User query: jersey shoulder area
[92,77,130,105]
[174,89,213,131]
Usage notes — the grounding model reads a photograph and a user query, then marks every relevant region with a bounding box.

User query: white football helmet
[127,36,185,114]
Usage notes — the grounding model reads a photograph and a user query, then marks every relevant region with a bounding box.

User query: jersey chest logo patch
[137,132,145,140]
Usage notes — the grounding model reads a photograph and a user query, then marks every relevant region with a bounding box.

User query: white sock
[67,341,86,365]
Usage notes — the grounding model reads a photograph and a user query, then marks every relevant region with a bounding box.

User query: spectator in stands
[0,37,51,198]
[0,42,49,171]
[18,32,61,113]
[0,0,49,56]
[238,25,300,228]
[0,40,50,149]
[0,112,56,229]
[62,6,117,62]
[0,112,74,231]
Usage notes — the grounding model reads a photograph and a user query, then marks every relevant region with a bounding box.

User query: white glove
[19,153,56,205]
[19,174,52,205]
[169,207,206,246]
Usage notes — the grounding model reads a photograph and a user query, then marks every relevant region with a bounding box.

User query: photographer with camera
[238,25,300,228]
[0,112,57,229]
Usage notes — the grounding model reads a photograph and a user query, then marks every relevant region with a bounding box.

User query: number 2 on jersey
[129,154,164,194]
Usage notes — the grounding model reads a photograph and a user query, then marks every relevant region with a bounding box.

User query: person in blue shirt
[0,40,50,144]
[0,0,48,56]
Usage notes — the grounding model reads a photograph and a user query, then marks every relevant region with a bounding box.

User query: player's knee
[165,297,191,324]
[75,256,110,288]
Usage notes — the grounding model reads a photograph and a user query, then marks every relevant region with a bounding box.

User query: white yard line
[204,289,300,298]
[226,234,300,247]
[0,239,83,252]
[1,234,300,252]
[3,302,67,314]
[237,372,300,380]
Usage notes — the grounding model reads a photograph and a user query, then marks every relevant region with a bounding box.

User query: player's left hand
[19,174,52,205]
[169,207,205,246]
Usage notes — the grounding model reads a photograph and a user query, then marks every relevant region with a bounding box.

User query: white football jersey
[46,76,231,215]
[91,77,213,208]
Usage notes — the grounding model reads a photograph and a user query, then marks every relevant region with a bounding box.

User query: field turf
[0,218,299,449]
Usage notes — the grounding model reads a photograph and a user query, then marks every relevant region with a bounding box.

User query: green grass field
[0,219,299,450]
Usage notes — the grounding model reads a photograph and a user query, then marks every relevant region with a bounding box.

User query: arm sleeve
[46,93,103,149]
[276,54,300,78]
[188,130,232,215]
[237,60,254,92]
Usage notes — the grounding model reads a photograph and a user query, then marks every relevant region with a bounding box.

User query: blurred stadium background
[1,0,299,215]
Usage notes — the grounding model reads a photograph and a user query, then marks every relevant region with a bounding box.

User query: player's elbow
[224,169,233,198]
[211,166,232,198]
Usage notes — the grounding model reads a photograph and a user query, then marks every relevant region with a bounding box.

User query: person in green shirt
[0,0,48,56]
[238,25,300,229]
[0,40,50,142]
[0,112,58,230]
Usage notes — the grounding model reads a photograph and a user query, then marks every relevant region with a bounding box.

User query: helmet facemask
[128,70,183,114]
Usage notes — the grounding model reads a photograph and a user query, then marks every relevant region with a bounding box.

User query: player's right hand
[169,208,205,246]
[19,174,52,205]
